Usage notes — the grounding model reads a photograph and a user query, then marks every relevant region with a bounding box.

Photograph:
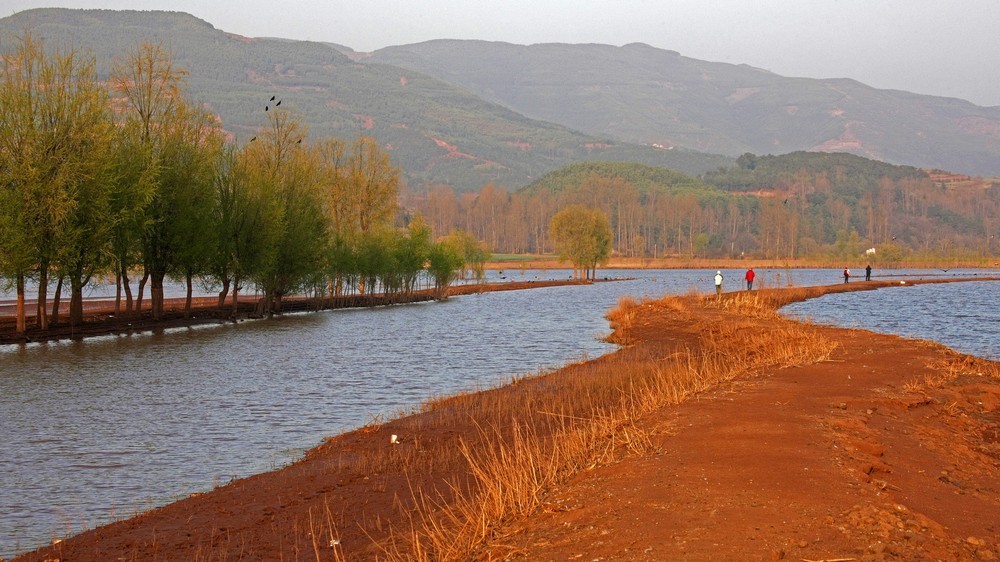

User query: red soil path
[9,278,1000,562]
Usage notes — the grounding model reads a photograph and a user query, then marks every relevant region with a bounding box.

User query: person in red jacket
[745,268,755,290]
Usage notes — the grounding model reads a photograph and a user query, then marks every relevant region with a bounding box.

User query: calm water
[0,268,993,557]
[781,279,999,360]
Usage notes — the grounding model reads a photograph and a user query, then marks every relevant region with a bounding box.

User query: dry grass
[376,292,837,561]
[47,290,839,562]
[904,350,1000,392]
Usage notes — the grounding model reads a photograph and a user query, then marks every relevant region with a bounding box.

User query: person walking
[865,264,872,281]
[843,268,850,283]
[714,270,724,296]
[745,268,755,290]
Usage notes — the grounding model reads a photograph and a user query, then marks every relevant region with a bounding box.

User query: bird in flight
[270,95,275,101]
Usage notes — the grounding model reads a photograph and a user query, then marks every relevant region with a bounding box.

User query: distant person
[865,264,872,281]
[843,268,850,283]
[745,268,755,290]
[714,270,724,296]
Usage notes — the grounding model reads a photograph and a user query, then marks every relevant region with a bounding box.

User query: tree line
[0,35,488,334]
[404,159,1000,263]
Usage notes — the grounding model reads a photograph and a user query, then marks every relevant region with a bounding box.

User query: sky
[5,0,1000,107]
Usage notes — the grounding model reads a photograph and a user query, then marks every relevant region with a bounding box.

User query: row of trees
[405,162,1000,263]
[0,35,487,334]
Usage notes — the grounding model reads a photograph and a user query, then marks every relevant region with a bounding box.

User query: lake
[0,267,994,558]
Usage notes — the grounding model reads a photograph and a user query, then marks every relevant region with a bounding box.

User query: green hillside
[0,9,731,191]
[521,161,721,200]
[371,40,1000,177]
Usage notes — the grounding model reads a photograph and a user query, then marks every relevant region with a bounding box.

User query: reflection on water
[0,268,993,557]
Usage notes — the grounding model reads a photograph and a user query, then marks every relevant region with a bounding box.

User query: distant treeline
[405,157,1000,263]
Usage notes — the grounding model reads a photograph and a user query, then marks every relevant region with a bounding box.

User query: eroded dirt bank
[11,278,1000,562]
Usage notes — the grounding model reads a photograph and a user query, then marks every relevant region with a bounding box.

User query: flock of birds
[247,95,301,144]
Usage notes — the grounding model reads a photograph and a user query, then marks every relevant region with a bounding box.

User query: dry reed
[378,292,837,561]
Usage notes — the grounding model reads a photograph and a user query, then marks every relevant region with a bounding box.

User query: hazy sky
[6,0,1000,107]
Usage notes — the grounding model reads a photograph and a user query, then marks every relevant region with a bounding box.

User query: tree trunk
[69,280,84,327]
[151,270,166,321]
[114,270,122,316]
[136,270,149,314]
[15,273,25,334]
[122,264,134,313]
[36,265,49,330]
[230,275,240,321]
[184,271,193,319]
[217,277,230,309]
[50,275,64,326]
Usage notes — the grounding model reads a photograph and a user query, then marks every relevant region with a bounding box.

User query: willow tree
[320,135,401,295]
[110,41,190,320]
[398,216,432,294]
[107,122,156,315]
[161,103,225,317]
[209,144,281,318]
[246,109,328,315]
[549,205,613,280]
[0,32,116,330]
[427,233,466,299]
[349,136,400,234]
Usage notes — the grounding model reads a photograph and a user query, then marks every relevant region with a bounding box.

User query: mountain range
[3,8,1000,192]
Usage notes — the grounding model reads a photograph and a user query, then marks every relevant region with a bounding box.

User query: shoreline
[0,279,593,346]
[483,256,1000,271]
[11,277,1000,561]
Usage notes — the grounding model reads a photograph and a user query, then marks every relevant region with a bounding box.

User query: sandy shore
[10,277,1000,562]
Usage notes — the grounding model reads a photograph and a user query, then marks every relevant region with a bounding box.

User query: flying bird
[276,100,282,106]
[250,136,256,142]
[265,106,269,111]
[270,95,275,101]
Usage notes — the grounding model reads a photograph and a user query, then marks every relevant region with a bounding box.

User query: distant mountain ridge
[0,8,730,192]
[4,8,1000,188]
[369,39,1000,177]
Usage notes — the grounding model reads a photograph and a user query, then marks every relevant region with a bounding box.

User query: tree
[397,216,432,294]
[549,205,613,280]
[110,41,199,320]
[0,32,116,329]
[427,235,466,298]
[107,122,156,315]
[160,102,225,317]
[246,109,328,315]
[347,136,399,234]
[209,144,281,318]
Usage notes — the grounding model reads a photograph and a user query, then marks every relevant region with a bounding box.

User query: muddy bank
[11,277,1000,562]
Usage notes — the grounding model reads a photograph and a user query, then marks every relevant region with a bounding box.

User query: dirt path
[11,279,1000,562]
[482,324,1000,561]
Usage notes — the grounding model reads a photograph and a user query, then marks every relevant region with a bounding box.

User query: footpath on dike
[11,277,1000,562]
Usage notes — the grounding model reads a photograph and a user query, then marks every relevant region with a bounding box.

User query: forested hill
[703,152,928,191]
[0,8,730,192]
[407,156,998,262]
[521,162,720,200]
[370,40,1000,177]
